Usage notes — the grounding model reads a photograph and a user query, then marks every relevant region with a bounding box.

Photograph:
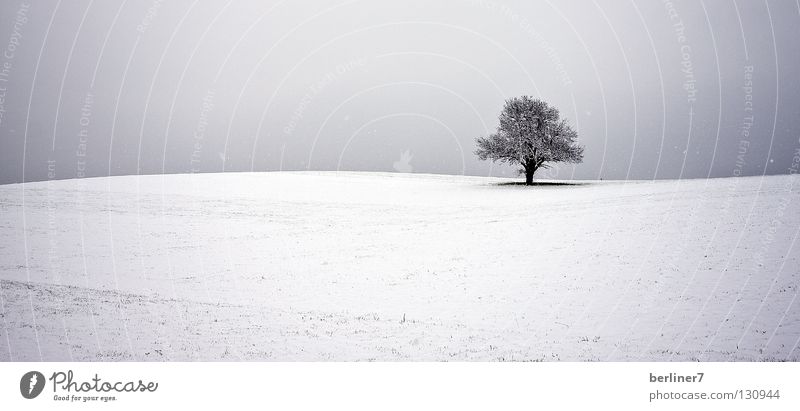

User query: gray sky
[1,0,799,184]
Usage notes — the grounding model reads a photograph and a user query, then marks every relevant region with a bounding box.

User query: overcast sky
[1,0,799,184]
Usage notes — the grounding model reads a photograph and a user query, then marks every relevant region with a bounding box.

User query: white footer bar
[1,362,797,410]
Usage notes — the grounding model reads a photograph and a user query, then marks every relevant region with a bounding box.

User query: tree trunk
[525,166,535,185]
[523,158,539,185]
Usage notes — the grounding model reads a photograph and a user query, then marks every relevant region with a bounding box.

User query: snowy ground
[0,171,798,361]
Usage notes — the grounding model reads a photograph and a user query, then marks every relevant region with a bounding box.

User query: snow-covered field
[0,171,798,361]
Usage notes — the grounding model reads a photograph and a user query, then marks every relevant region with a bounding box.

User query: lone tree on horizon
[475,96,584,185]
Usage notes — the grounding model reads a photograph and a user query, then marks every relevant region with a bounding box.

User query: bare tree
[476,96,584,185]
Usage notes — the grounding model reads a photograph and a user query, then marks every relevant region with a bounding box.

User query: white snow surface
[0,171,798,361]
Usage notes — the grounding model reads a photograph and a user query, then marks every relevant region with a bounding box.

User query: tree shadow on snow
[495,181,589,187]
